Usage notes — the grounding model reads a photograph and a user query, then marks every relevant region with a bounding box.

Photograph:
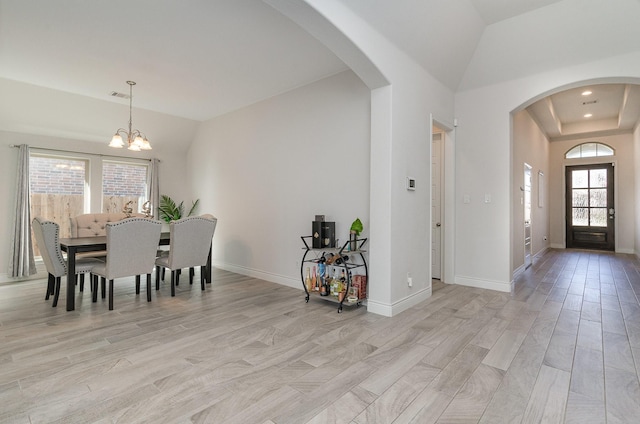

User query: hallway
[475,248,640,422]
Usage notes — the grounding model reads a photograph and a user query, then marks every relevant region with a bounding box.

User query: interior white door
[432,133,443,279]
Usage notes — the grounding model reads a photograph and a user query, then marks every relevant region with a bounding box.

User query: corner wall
[188,71,371,288]
[261,0,456,315]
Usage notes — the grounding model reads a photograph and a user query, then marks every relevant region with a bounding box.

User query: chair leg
[171,270,176,297]
[45,273,54,300]
[52,276,61,307]
[201,266,206,291]
[135,275,141,294]
[161,267,165,281]
[176,269,181,286]
[189,267,194,285]
[155,266,161,290]
[79,273,85,292]
[92,275,98,302]
[146,274,152,302]
[101,277,106,299]
[109,279,114,310]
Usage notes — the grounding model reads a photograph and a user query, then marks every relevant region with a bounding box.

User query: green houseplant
[349,218,363,250]
[350,218,363,236]
[158,194,200,223]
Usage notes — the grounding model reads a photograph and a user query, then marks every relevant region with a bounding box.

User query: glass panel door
[565,163,614,250]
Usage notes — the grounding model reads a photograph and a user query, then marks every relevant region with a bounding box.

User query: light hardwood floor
[1,249,640,423]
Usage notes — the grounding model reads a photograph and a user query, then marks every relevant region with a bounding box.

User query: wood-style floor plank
[2,250,640,423]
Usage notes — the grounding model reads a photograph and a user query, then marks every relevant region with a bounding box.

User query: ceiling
[1,0,640,142]
[0,0,348,121]
[526,84,640,141]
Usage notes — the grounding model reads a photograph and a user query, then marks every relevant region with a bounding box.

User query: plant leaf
[158,194,179,223]
[159,195,184,222]
[188,199,200,217]
[350,218,363,236]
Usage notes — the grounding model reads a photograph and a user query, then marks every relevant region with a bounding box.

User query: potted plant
[349,218,363,250]
[158,194,200,223]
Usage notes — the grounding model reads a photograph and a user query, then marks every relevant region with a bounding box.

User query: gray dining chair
[155,215,217,296]
[31,217,103,307]
[91,217,162,310]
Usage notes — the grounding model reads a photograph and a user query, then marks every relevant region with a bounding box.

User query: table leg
[66,247,77,311]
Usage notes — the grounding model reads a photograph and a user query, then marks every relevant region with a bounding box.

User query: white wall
[268,0,456,316]
[0,79,195,282]
[455,51,640,292]
[512,110,550,273]
[549,133,636,254]
[635,123,640,257]
[188,71,370,287]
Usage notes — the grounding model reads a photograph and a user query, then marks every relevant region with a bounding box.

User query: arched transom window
[565,142,614,159]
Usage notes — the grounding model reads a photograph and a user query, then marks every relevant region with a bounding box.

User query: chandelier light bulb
[109,134,125,148]
[140,138,152,150]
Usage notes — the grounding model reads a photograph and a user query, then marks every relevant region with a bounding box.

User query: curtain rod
[9,144,159,162]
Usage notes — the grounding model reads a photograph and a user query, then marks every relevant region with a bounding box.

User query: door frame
[431,131,444,280]
[430,114,455,285]
[563,159,618,251]
[524,163,532,268]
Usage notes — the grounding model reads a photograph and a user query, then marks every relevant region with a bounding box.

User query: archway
[511,78,640,274]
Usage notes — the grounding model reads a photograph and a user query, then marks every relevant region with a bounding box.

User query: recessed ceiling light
[582,90,592,96]
[584,113,593,118]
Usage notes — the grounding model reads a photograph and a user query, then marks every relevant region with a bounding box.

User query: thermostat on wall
[406,177,416,191]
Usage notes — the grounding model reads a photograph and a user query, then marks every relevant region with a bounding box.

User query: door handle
[436,223,441,227]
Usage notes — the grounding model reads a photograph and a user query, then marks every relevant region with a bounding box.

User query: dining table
[59,232,212,311]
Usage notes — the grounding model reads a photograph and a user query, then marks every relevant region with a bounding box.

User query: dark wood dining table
[59,232,212,311]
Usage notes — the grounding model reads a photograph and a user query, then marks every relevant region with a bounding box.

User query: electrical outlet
[407,272,413,287]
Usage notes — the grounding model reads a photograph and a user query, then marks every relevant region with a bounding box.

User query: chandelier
[108,81,152,151]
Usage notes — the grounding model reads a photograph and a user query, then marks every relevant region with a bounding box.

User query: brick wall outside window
[30,157,85,194]
[102,162,147,197]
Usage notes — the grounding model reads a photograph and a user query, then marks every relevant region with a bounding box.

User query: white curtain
[148,158,160,219]
[9,144,36,278]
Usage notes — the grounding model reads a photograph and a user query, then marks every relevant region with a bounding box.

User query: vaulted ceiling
[1,0,640,139]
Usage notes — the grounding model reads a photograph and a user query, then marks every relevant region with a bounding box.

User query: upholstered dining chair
[90,217,162,310]
[155,215,217,296]
[31,217,103,307]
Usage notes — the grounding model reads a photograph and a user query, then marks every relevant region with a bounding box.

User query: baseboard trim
[212,261,301,290]
[512,264,525,280]
[455,275,512,293]
[367,287,432,317]
[512,247,551,280]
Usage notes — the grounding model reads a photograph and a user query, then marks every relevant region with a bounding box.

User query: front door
[565,163,615,251]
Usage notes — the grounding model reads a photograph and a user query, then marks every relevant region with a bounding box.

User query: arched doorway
[512,81,640,269]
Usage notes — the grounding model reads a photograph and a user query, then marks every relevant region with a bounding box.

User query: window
[102,161,149,213]
[571,168,608,227]
[29,152,150,243]
[30,155,87,240]
[565,142,614,159]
